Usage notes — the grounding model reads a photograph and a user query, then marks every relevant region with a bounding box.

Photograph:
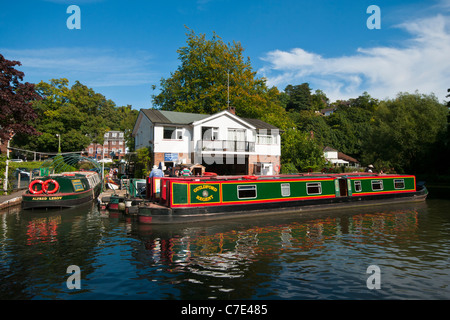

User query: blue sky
[1,0,449,109]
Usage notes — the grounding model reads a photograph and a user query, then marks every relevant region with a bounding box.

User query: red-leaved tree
[0,53,40,143]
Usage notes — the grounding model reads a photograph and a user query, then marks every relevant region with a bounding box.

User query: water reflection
[127,201,446,299]
[1,199,449,299]
[133,207,420,265]
[26,216,61,245]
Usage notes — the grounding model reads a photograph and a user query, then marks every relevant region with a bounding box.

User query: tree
[323,93,378,159]
[0,54,40,144]
[152,27,291,129]
[281,129,325,172]
[284,83,313,112]
[447,88,450,108]
[116,105,139,152]
[13,79,137,153]
[364,92,447,173]
[135,147,152,178]
[311,89,329,111]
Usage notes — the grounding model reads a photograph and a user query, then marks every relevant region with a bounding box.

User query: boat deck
[98,188,128,199]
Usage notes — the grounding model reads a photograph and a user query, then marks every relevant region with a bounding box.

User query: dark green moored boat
[138,173,427,224]
[22,171,102,209]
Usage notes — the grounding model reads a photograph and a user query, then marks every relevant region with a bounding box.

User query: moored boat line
[133,172,427,224]
[20,166,427,225]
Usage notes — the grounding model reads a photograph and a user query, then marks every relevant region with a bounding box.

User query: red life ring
[29,180,45,194]
[44,179,59,194]
[274,164,280,173]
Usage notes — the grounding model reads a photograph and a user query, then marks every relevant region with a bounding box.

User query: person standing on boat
[149,165,164,178]
[181,166,192,177]
[365,164,374,173]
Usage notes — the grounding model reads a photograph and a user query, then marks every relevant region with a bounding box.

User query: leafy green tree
[284,83,313,112]
[116,105,139,152]
[13,79,138,153]
[311,89,329,111]
[364,92,447,173]
[152,28,291,129]
[135,147,152,178]
[281,129,325,172]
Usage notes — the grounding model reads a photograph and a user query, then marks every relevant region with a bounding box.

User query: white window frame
[164,127,183,140]
[394,179,405,189]
[202,127,219,141]
[257,134,275,145]
[371,180,384,191]
[237,185,257,199]
[306,182,322,195]
[281,183,290,197]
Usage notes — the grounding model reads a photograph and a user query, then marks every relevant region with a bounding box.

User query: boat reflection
[26,216,61,245]
[130,202,424,281]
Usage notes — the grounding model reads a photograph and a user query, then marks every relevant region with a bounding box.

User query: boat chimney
[228,106,235,115]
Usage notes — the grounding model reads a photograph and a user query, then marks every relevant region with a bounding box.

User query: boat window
[354,181,362,192]
[306,182,322,195]
[394,179,405,189]
[371,180,383,191]
[237,185,257,199]
[281,183,290,197]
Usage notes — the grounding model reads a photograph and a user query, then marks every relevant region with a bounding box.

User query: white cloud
[0,47,156,88]
[260,14,450,102]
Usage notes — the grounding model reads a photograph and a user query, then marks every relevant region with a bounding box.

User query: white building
[323,146,359,167]
[132,108,281,175]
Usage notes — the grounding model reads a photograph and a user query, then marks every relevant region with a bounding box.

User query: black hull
[138,187,428,224]
[22,185,102,210]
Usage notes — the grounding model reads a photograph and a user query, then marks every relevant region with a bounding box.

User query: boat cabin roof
[153,172,413,183]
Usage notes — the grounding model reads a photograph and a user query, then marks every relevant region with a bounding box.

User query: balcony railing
[198,140,255,152]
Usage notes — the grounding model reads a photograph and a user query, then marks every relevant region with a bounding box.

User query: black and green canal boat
[137,173,427,224]
[22,171,102,209]
[22,153,103,210]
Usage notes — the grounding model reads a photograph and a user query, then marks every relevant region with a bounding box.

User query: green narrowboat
[22,171,102,209]
[137,173,427,224]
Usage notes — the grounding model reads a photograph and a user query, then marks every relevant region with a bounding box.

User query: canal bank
[0,189,25,211]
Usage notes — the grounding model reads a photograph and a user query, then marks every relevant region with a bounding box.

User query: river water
[1,190,449,300]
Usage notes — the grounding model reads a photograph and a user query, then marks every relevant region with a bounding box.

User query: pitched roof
[141,109,279,130]
[242,117,279,131]
[141,109,210,125]
[338,152,359,163]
